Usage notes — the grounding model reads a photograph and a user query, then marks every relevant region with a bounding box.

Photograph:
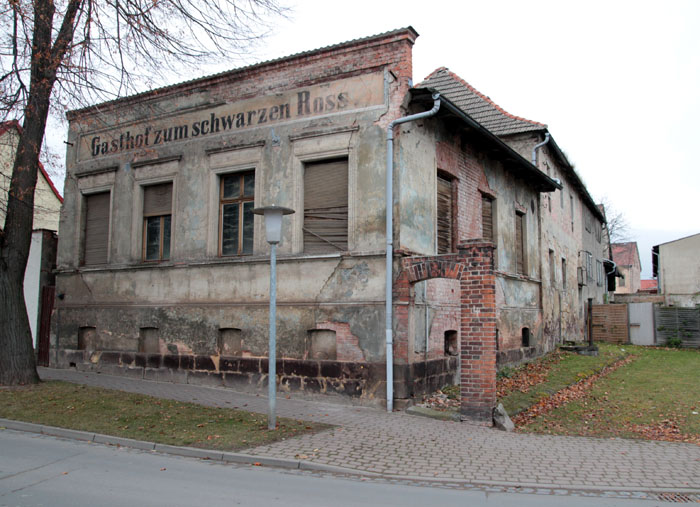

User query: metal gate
[629,302,655,345]
[37,285,55,366]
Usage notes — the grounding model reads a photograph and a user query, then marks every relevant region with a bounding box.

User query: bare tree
[599,197,631,245]
[0,0,286,385]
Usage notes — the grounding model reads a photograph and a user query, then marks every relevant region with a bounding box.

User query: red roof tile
[611,242,640,267]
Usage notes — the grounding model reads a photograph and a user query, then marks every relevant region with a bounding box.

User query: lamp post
[253,205,295,430]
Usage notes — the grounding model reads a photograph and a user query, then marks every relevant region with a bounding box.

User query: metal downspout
[385,93,441,412]
[531,133,550,166]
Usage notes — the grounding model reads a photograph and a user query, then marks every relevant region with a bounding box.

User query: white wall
[24,231,43,346]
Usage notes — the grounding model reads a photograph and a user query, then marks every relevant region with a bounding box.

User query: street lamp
[252,205,295,430]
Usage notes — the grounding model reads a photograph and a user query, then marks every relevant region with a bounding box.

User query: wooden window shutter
[437,175,453,254]
[481,196,493,242]
[515,212,525,274]
[304,158,348,253]
[143,183,172,216]
[84,192,110,265]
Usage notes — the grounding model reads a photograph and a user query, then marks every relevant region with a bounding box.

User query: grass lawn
[498,343,629,416]
[521,346,700,443]
[0,381,331,451]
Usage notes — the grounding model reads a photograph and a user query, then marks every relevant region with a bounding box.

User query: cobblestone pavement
[39,368,700,491]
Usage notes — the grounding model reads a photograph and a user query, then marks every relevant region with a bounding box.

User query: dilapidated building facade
[420,69,610,360]
[53,27,606,420]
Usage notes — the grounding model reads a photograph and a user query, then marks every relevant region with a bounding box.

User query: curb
[2,417,700,496]
[0,418,348,475]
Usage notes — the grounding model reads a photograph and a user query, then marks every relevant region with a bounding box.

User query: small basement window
[521,327,530,348]
[139,327,160,354]
[444,330,458,356]
[78,326,97,351]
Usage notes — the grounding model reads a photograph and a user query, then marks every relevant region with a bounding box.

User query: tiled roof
[640,279,657,290]
[612,242,640,267]
[418,67,546,136]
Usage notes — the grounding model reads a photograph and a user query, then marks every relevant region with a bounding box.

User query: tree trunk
[0,266,40,384]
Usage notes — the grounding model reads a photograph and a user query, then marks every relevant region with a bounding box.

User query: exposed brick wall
[396,240,496,424]
[314,321,365,362]
[436,139,495,245]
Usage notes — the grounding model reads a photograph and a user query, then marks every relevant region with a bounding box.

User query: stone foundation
[52,349,457,407]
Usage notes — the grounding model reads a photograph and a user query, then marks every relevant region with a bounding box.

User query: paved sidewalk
[38,368,700,492]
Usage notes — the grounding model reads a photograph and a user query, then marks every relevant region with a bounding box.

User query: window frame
[515,210,526,275]
[142,182,173,262]
[218,170,255,257]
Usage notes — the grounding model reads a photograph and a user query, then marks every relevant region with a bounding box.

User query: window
[143,183,172,261]
[220,171,254,256]
[549,249,556,286]
[560,187,564,208]
[481,194,494,243]
[83,191,110,265]
[584,251,593,281]
[597,260,603,286]
[570,195,574,231]
[303,158,348,253]
[515,211,526,274]
[437,174,454,253]
[562,258,567,289]
[595,222,602,243]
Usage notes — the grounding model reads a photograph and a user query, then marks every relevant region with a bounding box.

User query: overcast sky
[251,0,699,277]
[49,0,699,277]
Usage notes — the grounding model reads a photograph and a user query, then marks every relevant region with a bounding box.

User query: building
[53,28,610,421]
[419,69,610,355]
[612,242,641,294]
[653,233,700,307]
[1,120,62,351]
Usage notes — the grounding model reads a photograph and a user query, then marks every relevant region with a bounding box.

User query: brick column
[457,240,497,424]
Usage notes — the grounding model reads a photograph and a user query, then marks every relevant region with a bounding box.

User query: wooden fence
[654,306,700,348]
[592,304,629,344]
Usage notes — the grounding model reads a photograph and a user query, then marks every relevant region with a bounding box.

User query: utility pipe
[385,92,441,412]
[531,132,551,166]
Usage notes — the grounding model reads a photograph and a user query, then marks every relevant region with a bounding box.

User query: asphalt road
[0,430,666,506]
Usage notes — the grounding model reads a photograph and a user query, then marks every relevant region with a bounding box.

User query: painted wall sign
[78,72,384,161]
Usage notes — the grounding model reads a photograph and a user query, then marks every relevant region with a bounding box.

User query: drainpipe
[385,92,441,412]
[531,132,550,166]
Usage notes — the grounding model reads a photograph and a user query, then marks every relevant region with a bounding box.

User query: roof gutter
[436,96,561,191]
[385,92,441,412]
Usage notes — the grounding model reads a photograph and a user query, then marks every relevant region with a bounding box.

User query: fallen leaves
[513,355,636,427]
[497,350,565,398]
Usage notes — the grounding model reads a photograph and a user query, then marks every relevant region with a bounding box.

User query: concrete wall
[658,234,700,307]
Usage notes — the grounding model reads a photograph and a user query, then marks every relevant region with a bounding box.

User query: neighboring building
[612,242,641,294]
[53,28,611,419]
[639,279,658,294]
[653,233,700,307]
[420,68,610,353]
[0,120,62,348]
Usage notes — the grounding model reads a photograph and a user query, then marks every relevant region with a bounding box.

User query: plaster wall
[54,30,418,368]
[396,123,544,357]
[659,234,700,307]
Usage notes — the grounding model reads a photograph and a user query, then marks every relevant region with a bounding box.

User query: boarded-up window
[437,175,453,253]
[549,249,556,285]
[562,258,567,289]
[515,212,525,274]
[83,192,110,265]
[220,171,254,256]
[481,195,494,242]
[143,183,172,261]
[304,158,348,253]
